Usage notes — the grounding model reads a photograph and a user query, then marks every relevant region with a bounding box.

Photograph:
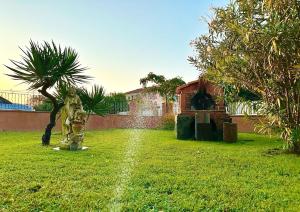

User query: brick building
[176,78,231,140]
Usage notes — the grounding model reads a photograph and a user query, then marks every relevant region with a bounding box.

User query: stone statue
[61,87,87,150]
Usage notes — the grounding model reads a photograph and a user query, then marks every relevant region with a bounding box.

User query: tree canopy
[140,72,185,113]
[140,72,185,102]
[189,0,300,153]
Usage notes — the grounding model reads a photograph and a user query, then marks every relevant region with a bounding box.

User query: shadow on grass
[262,148,284,157]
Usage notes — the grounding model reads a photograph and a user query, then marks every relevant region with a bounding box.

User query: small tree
[77,85,109,119]
[5,41,90,145]
[189,0,300,153]
[140,72,185,113]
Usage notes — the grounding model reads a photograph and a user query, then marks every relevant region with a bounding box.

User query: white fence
[226,101,259,115]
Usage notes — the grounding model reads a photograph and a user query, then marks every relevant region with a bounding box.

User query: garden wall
[0,110,262,132]
[0,110,162,131]
[231,115,264,133]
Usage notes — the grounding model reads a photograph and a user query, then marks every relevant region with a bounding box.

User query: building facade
[125,88,180,116]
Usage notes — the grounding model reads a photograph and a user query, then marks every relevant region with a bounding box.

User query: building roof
[124,88,145,95]
[176,77,221,94]
[0,96,12,104]
[176,80,199,94]
[125,86,158,95]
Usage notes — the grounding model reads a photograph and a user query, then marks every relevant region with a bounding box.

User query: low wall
[0,110,162,131]
[0,110,262,133]
[231,115,264,133]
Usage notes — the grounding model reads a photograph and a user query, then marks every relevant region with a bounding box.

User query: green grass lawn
[0,129,300,211]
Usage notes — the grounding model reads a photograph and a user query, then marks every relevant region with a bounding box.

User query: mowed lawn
[0,129,300,211]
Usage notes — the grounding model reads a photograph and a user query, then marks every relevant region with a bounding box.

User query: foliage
[33,99,53,111]
[290,127,300,153]
[5,40,90,145]
[160,114,175,130]
[53,83,109,117]
[106,92,127,103]
[1,130,300,210]
[104,92,128,114]
[77,85,109,117]
[5,40,90,90]
[34,83,110,116]
[238,88,262,102]
[189,0,300,153]
[223,85,262,104]
[140,72,185,113]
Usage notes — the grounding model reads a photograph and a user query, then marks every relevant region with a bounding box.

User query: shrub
[34,100,53,111]
[161,114,175,130]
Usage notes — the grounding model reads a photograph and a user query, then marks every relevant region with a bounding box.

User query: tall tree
[140,72,185,113]
[5,40,90,145]
[189,0,300,153]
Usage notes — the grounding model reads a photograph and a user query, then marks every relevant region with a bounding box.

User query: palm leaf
[5,40,91,90]
[77,85,109,117]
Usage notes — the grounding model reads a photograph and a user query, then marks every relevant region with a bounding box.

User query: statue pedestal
[53,146,89,151]
[61,122,85,150]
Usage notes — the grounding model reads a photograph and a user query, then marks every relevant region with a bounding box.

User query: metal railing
[0,90,129,114]
[0,90,43,111]
[106,101,129,114]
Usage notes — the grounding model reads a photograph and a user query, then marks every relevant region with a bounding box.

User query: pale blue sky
[0,0,227,93]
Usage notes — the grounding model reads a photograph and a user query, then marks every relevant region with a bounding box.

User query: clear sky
[0,0,227,93]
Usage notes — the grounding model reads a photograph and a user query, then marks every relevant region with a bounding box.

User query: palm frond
[5,40,91,90]
[77,85,109,116]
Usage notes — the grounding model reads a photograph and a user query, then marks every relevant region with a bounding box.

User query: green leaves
[190,0,300,152]
[140,72,185,101]
[5,40,92,145]
[5,40,91,90]
[77,85,109,117]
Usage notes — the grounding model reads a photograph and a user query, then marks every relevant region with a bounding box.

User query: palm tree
[77,85,109,119]
[5,40,90,145]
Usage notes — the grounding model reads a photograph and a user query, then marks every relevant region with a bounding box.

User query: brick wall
[0,110,263,133]
[180,111,263,133]
[231,115,264,133]
[177,80,225,112]
[0,110,162,131]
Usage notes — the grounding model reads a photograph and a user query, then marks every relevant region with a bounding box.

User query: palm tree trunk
[42,103,64,145]
[39,85,64,145]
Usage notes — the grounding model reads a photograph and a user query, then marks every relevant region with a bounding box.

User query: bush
[290,127,300,154]
[34,100,53,111]
[161,114,175,130]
